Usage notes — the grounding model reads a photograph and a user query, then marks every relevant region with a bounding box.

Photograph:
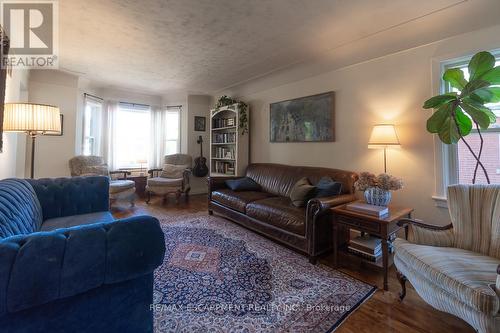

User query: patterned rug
[153,214,376,333]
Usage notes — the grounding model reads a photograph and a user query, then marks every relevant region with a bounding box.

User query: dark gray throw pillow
[290,177,316,207]
[314,177,342,198]
[225,177,261,191]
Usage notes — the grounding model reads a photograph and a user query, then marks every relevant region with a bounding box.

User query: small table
[121,175,148,197]
[331,203,413,291]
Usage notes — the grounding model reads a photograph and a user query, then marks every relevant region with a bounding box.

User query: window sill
[432,196,448,209]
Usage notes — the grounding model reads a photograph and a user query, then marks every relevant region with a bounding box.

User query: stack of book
[346,202,389,217]
[348,235,382,262]
[213,117,236,129]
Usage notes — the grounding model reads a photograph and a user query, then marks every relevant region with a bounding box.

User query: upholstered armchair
[69,156,136,207]
[146,154,192,204]
[394,184,500,333]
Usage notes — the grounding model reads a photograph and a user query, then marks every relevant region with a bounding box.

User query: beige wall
[224,25,500,225]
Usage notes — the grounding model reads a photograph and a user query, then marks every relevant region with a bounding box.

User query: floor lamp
[3,103,61,178]
[368,124,400,173]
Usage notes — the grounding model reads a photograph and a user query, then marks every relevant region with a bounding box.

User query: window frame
[82,95,103,156]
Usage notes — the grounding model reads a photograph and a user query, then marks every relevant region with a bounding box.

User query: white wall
[28,70,79,178]
[0,69,29,180]
[222,24,500,225]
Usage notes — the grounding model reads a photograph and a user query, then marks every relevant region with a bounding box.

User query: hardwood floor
[112,194,474,333]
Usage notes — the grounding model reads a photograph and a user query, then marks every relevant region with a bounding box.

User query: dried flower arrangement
[355,172,403,192]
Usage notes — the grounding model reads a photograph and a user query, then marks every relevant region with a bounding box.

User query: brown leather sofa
[208,163,358,263]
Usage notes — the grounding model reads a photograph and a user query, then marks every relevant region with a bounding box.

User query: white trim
[431,196,448,209]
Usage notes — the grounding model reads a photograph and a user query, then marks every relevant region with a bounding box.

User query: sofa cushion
[109,180,135,194]
[225,177,261,192]
[290,177,316,207]
[314,177,342,198]
[211,189,274,213]
[394,238,500,315]
[246,197,306,236]
[41,212,114,231]
[0,179,43,239]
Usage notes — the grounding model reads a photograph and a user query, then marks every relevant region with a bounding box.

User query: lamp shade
[368,124,400,148]
[3,103,61,134]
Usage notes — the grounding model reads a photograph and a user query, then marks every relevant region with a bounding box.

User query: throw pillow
[290,177,316,207]
[81,165,110,177]
[225,177,261,192]
[314,177,342,198]
[161,164,189,179]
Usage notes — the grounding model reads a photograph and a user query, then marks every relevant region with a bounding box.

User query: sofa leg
[309,256,318,265]
[397,270,408,301]
[208,210,213,215]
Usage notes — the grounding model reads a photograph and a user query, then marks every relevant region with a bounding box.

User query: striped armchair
[394,184,500,333]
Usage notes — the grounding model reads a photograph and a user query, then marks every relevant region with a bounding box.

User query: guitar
[193,136,209,177]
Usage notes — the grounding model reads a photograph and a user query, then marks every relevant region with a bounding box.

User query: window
[82,95,103,156]
[115,103,151,169]
[165,108,180,155]
[442,55,500,185]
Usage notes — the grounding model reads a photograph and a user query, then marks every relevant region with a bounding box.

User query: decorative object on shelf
[270,91,335,142]
[355,172,403,206]
[44,114,64,136]
[194,116,206,132]
[0,25,10,153]
[213,96,249,135]
[368,124,400,173]
[193,136,209,177]
[423,51,500,184]
[3,103,61,178]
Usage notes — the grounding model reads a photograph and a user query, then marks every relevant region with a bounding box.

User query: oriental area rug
[153,214,375,333]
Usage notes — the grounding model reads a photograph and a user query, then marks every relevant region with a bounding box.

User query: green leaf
[468,51,495,81]
[480,66,500,84]
[438,116,460,144]
[472,89,493,103]
[460,102,492,129]
[422,93,457,109]
[426,104,451,133]
[454,108,472,136]
[443,68,467,90]
[460,80,490,97]
[483,87,500,103]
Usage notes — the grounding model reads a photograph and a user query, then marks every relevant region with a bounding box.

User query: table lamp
[368,124,400,173]
[3,103,61,178]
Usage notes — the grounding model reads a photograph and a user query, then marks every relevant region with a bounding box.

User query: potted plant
[423,51,500,184]
[355,172,403,206]
[214,96,249,135]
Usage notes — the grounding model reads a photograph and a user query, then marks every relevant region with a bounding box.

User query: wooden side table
[121,175,148,198]
[331,203,413,291]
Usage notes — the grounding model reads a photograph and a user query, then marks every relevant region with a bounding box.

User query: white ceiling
[58,0,500,95]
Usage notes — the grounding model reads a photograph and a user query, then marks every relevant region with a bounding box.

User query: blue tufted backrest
[0,179,43,239]
[27,177,110,221]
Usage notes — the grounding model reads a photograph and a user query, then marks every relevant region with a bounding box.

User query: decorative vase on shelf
[364,187,392,206]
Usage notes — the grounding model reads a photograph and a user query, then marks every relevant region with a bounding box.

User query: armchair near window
[69,156,136,207]
[394,184,500,333]
[146,154,192,204]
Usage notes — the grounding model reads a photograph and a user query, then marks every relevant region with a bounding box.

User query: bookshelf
[210,103,249,177]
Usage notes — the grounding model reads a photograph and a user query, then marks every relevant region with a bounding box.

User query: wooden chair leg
[397,270,408,301]
[146,191,151,204]
[184,189,190,202]
[175,190,181,204]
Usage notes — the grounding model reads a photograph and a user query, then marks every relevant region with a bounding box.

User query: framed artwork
[45,114,64,136]
[194,116,206,132]
[270,92,335,142]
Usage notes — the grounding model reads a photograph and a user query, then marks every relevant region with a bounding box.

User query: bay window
[82,94,103,156]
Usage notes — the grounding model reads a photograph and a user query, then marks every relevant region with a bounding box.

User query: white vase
[364,187,392,206]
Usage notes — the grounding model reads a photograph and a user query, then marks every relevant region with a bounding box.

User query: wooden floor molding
[112,194,474,333]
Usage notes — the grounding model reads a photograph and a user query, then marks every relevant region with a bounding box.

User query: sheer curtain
[149,106,181,169]
[102,100,119,170]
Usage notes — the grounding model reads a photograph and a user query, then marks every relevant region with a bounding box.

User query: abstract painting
[270,92,335,142]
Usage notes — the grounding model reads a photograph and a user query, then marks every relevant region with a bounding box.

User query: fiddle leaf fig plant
[423,51,500,184]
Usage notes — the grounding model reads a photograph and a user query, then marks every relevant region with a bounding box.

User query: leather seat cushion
[246,197,306,236]
[41,211,114,231]
[394,238,500,315]
[211,189,275,214]
[147,177,183,187]
[109,180,135,193]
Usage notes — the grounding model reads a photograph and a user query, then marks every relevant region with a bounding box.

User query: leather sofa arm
[307,194,357,213]
[0,216,165,315]
[207,176,240,199]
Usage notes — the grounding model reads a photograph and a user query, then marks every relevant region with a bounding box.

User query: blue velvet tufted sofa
[0,176,166,333]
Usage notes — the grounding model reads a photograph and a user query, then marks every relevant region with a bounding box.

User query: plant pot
[364,187,392,206]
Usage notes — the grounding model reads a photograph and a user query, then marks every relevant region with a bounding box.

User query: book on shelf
[347,246,381,262]
[348,234,395,260]
[213,117,236,129]
[213,161,235,175]
[213,146,235,159]
[213,132,236,144]
[345,202,389,217]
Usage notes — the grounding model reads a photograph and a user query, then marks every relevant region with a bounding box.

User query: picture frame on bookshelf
[194,116,206,132]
